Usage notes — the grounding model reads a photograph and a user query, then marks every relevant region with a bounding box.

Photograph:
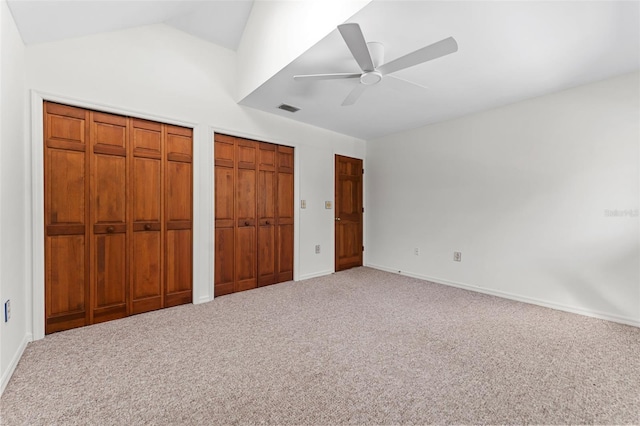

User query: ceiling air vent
[277,103,300,113]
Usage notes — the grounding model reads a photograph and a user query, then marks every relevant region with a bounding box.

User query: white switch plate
[325,201,332,209]
[301,200,306,209]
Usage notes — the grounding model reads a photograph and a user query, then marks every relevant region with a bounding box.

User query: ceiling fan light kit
[293,23,458,106]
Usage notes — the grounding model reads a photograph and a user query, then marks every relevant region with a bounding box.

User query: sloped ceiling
[7,0,640,140]
[7,0,254,50]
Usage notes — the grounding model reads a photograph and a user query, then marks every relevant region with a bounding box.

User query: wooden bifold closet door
[214,134,293,296]
[44,102,193,334]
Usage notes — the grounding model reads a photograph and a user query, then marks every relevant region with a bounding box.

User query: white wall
[0,0,29,393]
[366,72,640,326]
[22,23,364,343]
[236,0,370,101]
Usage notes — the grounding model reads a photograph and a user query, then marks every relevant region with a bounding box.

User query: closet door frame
[30,92,202,340]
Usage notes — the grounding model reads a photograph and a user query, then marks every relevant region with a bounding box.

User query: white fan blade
[378,37,458,76]
[385,75,429,93]
[341,84,368,106]
[294,73,361,82]
[338,23,375,72]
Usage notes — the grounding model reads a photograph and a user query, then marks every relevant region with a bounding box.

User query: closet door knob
[335,217,341,221]
[266,221,270,225]
[107,226,115,233]
[245,221,250,226]
[144,224,152,230]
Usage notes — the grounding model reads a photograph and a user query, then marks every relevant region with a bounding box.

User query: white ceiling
[7,0,254,50]
[7,0,640,140]
[240,0,640,139]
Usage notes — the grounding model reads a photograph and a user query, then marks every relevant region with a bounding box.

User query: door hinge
[362,245,364,252]
[362,168,364,175]
[362,207,364,213]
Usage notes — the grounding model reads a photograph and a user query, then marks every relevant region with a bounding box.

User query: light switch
[301,200,306,209]
[325,201,332,209]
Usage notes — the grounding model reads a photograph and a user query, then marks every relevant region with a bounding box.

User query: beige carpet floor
[1,267,639,425]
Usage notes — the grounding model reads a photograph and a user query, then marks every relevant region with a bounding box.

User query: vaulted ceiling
[7,0,639,140]
[7,0,254,50]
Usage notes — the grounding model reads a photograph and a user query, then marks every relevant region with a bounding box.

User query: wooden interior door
[130,118,163,314]
[335,155,363,272]
[235,139,258,292]
[44,102,90,334]
[276,146,294,282]
[257,143,277,287]
[214,134,236,296]
[164,125,193,307]
[90,112,129,323]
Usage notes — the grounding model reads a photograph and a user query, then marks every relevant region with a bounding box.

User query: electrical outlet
[315,245,321,254]
[325,201,332,209]
[453,251,462,262]
[4,300,10,322]
[414,248,420,256]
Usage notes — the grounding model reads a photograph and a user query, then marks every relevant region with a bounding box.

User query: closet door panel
[45,235,86,333]
[132,119,162,157]
[236,226,256,291]
[165,125,193,306]
[215,167,234,226]
[214,136,235,296]
[276,146,294,282]
[131,119,163,314]
[44,102,90,334]
[45,103,86,151]
[166,125,192,162]
[214,135,235,167]
[166,161,192,224]
[132,158,161,221]
[235,139,257,291]
[93,112,127,150]
[277,171,294,224]
[93,233,127,323]
[278,146,294,173]
[236,168,256,221]
[258,225,276,286]
[215,227,234,296]
[47,150,86,225]
[257,143,276,287]
[132,232,162,298]
[90,112,128,323]
[165,229,192,306]
[93,154,126,224]
[47,235,85,316]
[277,225,294,282]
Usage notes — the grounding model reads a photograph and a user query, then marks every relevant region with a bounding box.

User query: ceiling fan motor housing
[360,71,383,85]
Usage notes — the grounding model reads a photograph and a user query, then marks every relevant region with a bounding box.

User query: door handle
[245,221,250,226]
[335,217,341,221]
[144,224,152,230]
[107,226,115,233]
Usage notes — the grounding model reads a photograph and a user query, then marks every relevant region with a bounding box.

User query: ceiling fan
[294,23,458,106]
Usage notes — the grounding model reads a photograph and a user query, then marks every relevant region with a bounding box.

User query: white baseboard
[366,263,640,328]
[1,332,32,395]
[195,295,211,304]
[298,270,334,281]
